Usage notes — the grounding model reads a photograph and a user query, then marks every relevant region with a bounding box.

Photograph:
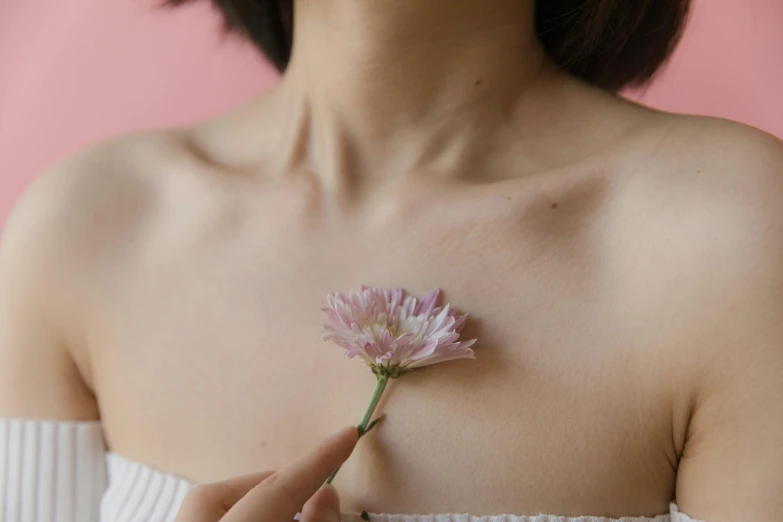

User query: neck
[280,0,553,176]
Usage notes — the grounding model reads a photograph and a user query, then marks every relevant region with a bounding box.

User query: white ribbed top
[0,418,700,522]
[0,419,105,522]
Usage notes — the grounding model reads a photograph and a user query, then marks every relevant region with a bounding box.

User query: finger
[225,427,358,522]
[301,485,341,522]
[174,471,274,522]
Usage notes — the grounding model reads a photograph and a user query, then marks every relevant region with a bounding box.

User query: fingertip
[339,426,360,441]
[328,426,359,451]
[346,426,360,443]
[343,426,360,452]
[314,484,340,510]
[302,485,341,522]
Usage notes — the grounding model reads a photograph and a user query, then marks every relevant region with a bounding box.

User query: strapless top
[0,419,702,522]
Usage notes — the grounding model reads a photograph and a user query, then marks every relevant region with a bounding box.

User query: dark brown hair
[167,0,690,91]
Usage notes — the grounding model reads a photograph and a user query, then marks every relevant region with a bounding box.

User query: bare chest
[88,186,685,517]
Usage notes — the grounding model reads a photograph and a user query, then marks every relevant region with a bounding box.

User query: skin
[1,1,782,520]
[174,427,358,522]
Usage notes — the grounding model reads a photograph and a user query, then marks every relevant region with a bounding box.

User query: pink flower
[321,287,477,484]
[322,287,476,378]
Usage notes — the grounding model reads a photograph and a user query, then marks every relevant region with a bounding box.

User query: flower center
[385,325,400,338]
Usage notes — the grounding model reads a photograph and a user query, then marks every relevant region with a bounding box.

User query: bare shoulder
[623,110,783,184]
[2,130,195,272]
[6,129,190,226]
[621,113,783,362]
[617,113,783,269]
[674,114,779,259]
[616,113,783,520]
[0,129,197,418]
[0,129,197,346]
[663,113,781,179]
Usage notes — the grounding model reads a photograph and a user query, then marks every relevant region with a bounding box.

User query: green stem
[357,375,388,434]
[325,375,389,485]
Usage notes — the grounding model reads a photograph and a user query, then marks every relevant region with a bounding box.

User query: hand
[175,426,359,522]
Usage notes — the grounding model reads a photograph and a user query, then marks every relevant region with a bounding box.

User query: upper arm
[673,122,783,522]
[677,338,783,521]
[0,157,101,421]
[0,130,182,423]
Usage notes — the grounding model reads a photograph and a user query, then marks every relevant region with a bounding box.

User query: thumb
[301,485,341,522]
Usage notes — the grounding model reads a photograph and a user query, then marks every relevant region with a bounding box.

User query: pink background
[1,0,782,227]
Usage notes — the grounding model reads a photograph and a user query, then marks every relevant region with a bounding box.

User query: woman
[1,0,781,521]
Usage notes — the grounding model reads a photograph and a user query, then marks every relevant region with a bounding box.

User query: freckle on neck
[551,203,558,209]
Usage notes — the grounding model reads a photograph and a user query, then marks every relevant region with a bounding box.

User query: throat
[285,0,549,142]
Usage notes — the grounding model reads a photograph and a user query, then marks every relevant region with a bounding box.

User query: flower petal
[322,286,476,374]
[416,289,440,316]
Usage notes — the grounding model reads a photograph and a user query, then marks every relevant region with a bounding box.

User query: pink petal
[393,333,416,355]
[322,308,344,328]
[460,338,477,350]
[407,349,476,369]
[389,288,404,315]
[377,352,394,365]
[407,337,439,360]
[453,313,469,333]
[416,289,440,316]
[429,305,451,333]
